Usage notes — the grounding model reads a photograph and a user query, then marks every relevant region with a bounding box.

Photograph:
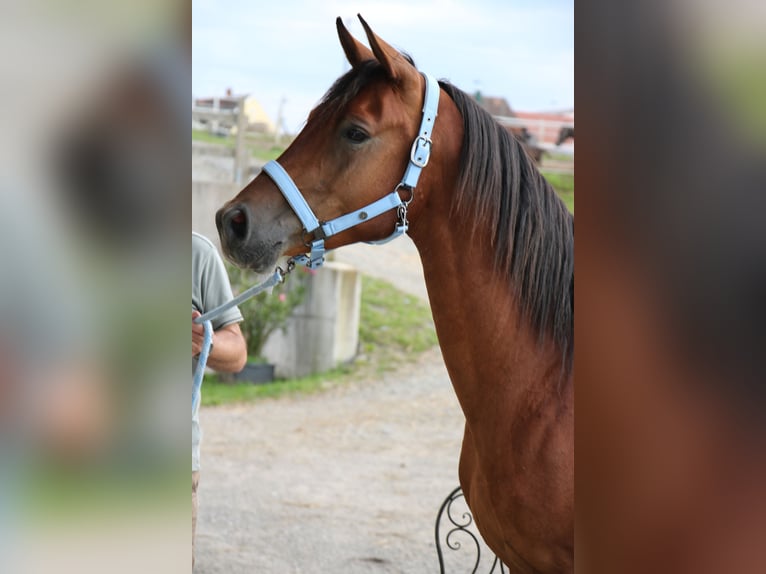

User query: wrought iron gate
[435,486,508,573]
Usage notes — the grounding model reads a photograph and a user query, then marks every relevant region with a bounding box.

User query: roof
[513,110,574,123]
[472,93,514,117]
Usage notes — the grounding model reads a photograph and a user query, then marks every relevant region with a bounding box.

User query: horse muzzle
[216,203,284,272]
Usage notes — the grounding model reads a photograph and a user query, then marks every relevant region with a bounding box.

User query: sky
[192,0,573,134]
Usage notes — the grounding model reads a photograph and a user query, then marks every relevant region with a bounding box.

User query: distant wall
[192,180,238,248]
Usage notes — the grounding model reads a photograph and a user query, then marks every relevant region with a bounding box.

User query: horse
[505,126,545,165]
[555,126,574,146]
[216,15,573,573]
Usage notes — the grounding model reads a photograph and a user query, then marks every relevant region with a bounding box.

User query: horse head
[216,15,435,273]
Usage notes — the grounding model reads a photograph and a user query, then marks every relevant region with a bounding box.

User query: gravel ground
[195,239,472,573]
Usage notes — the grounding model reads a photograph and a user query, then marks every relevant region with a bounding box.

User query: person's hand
[192,310,204,357]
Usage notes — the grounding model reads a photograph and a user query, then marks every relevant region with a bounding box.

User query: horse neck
[403,92,569,423]
[409,208,567,423]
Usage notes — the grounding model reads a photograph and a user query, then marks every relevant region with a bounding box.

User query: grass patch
[542,170,574,213]
[545,151,574,162]
[201,275,437,405]
[192,128,286,162]
[250,145,285,162]
[192,128,234,147]
[201,365,354,405]
[358,276,438,372]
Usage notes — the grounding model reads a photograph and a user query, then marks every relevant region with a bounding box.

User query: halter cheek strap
[263,72,440,269]
[402,72,439,188]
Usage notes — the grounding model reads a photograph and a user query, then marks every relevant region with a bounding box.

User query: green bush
[225,262,309,361]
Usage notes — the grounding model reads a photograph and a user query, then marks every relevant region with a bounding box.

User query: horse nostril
[230,209,247,240]
[225,206,249,242]
[231,209,245,225]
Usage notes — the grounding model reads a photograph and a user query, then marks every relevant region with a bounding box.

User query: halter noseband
[262,72,440,269]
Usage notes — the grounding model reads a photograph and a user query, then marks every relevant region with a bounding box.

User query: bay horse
[216,15,573,573]
[509,126,545,165]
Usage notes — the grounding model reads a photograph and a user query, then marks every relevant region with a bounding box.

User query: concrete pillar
[262,262,361,379]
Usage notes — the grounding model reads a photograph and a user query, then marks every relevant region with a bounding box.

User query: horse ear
[357,14,414,83]
[336,17,374,69]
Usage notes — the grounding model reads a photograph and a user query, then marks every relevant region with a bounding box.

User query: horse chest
[458,387,574,573]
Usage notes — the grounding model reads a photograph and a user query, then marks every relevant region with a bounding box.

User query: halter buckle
[409,135,432,168]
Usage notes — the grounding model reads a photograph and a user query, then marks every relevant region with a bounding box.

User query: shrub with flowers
[225,261,309,363]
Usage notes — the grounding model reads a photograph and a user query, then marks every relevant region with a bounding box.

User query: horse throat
[410,202,567,417]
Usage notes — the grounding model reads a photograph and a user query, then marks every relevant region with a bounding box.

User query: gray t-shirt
[192,232,243,471]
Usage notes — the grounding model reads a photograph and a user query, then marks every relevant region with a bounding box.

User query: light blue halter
[263,72,440,269]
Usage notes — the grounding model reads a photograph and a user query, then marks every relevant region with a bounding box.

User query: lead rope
[192,262,294,414]
[192,319,212,413]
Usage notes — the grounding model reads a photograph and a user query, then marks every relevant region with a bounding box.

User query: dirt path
[195,239,468,573]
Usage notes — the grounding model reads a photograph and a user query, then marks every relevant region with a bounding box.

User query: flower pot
[232,362,275,384]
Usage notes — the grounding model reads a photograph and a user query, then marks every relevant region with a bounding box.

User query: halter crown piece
[263,72,440,269]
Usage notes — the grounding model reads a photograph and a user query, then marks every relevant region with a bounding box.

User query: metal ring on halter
[395,183,415,206]
[302,223,327,246]
[302,227,325,246]
[276,259,295,281]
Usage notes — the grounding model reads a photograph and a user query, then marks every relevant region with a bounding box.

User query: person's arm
[192,310,247,373]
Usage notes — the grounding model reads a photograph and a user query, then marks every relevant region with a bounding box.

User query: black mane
[439,81,574,371]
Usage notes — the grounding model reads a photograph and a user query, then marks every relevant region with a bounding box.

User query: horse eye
[344,127,369,143]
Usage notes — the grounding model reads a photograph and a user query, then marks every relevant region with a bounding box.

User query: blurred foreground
[577,1,766,573]
[0,2,188,572]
